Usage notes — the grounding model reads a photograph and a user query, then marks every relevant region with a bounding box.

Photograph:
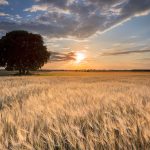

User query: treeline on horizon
[0,68,150,72]
[38,69,150,72]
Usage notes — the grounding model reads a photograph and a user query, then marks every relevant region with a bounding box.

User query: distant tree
[0,30,50,75]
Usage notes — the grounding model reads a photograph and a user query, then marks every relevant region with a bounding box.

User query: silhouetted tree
[0,30,50,75]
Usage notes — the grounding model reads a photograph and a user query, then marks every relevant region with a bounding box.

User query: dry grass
[0,73,150,149]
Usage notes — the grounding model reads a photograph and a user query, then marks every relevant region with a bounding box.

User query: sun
[75,52,86,64]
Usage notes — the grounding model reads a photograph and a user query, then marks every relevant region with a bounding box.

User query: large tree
[0,30,50,75]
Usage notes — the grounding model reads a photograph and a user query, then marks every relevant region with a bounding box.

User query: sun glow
[75,52,86,64]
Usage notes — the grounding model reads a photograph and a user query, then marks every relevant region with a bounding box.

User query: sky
[0,0,150,70]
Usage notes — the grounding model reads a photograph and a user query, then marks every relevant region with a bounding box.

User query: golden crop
[0,73,150,149]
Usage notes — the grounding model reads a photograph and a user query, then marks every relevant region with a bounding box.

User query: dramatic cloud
[102,49,150,56]
[0,0,150,39]
[50,51,76,61]
[0,0,8,5]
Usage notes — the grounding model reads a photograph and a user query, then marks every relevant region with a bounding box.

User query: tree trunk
[19,69,22,75]
[26,69,30,75]
[22,69,26,75]
[19,69,30,75]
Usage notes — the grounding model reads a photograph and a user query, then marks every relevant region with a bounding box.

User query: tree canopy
[0,30,50,75]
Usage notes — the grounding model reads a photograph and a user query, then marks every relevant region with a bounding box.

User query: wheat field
[0,72,150,150]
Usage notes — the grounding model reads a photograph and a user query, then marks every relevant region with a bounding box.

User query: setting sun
[75,52,86,64]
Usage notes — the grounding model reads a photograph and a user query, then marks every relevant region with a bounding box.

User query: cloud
[0,13,78,38]
[0,0,8,5]
[136,57,150,61]
[0,0,150,39]
[24,4,70,14]
[34,0,69,9]
[0,12,9,16]
[102,49,150,56]
[24,4,49,12]
[50,51,76,61]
